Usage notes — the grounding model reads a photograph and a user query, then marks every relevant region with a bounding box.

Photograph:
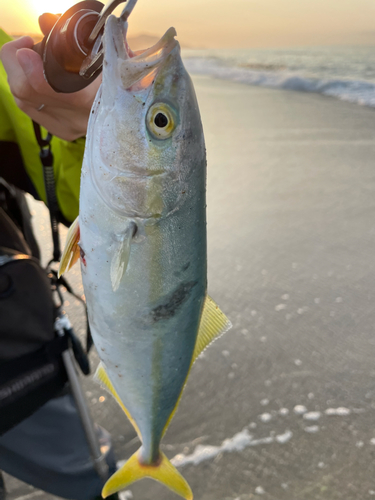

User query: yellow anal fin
[58,216,80,277]
[102,450,193,500]
[94,362,141,439]
[193,295,232,362]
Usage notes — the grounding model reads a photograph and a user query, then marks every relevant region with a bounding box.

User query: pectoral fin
[193,295,232,361]
[110,223,135,292]
[94,362,141,438]
[58,216,80,277]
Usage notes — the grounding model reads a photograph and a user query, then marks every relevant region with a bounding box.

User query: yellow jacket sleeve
[0,28,83,223]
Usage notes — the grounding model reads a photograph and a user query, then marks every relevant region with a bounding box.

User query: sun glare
[29,0,79,17]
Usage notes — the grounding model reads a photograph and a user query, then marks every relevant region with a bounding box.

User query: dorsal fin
[161,295,232,437]
[193,295,232,361]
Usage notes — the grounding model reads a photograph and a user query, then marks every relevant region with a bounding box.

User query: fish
[59,8,231,500]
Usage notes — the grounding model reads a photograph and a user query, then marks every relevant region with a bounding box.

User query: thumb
[38,13,60,36]
[16,48,53,95]
[17,48,43,77]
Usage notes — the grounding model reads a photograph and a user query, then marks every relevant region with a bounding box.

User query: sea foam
[183,56,375,108]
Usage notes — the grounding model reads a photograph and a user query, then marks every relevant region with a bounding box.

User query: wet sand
[5,76,375,500]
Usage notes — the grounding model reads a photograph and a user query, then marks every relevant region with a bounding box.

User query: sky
[2,0,375,48]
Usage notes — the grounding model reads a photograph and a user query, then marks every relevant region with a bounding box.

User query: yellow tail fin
[102,449,192,499]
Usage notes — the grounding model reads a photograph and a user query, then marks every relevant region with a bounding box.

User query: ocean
[182,45,375,108]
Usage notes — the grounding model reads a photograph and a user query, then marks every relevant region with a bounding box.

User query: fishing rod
[32,0,138,93]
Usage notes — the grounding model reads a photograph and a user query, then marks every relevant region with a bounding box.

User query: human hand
[0,13,101,141]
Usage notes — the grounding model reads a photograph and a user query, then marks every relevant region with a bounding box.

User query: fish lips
[103,15,180,92]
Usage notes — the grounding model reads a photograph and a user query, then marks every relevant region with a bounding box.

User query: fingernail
[17,50,33,74]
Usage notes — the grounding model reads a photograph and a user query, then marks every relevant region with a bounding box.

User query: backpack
[0,179,70,433]
[0,178,92,435]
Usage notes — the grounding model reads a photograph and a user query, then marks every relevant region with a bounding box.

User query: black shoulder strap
[32,121,60,262]
[32,121,93,355]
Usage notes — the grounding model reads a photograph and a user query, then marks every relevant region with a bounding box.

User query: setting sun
[29,0,77,16]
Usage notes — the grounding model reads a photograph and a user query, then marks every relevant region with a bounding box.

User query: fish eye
[146,103,176,139]
[154,113,168,128]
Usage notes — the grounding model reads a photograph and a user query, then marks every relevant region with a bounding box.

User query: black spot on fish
[173,262,190,277]
[80,247,86,266]
[182,262,190,272]
[150,281,197,322]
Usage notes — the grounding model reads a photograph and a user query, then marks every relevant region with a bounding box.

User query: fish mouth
[104,15,179,91]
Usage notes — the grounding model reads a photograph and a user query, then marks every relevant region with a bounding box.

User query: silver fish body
[60,12,231,499]
[80,15,206,464]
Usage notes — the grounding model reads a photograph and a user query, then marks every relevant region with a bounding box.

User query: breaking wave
[183,56,375,108]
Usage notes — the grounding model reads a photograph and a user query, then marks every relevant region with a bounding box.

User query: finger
[13,95,44,111]
[11,49,64,107]
[14,48,48,101]
[15,73,101,122]
[16,48,85,106]
[0,39,37,103]
[16,48,65,100]
[13,98,68,138]
[38,13,60,36]
[0,36,34,59]
[13,97,44,114]
[17,102,86,142]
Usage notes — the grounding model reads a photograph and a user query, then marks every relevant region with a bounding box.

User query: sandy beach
[5,75,375,500]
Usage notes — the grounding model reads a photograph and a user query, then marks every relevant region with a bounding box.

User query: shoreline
[191,72,375,111]
[184,50,375,110]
